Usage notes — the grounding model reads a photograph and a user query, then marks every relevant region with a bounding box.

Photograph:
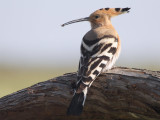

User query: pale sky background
[0,0,160,70]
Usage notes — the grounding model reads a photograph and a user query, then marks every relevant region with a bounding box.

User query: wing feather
[77,36,118,92]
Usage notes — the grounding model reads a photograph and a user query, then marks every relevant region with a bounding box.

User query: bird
[61,7,130,115]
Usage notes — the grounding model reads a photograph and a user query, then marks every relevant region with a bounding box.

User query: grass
[0,67,76,98]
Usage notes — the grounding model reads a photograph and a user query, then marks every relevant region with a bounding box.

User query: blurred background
[0,0,160,98]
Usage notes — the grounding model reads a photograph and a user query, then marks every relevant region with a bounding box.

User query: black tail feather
[67,92,85,115]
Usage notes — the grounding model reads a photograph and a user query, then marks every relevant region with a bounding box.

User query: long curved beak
[61,17,89,27]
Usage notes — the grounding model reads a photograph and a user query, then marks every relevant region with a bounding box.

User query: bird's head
[62,8,130,28]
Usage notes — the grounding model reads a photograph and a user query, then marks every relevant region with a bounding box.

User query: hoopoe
[62,7,130,115]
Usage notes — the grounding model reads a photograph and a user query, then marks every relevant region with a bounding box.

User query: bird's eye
[95,15,100,19]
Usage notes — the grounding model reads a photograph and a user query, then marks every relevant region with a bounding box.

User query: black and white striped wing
[67,36,118,115]
[77,36,118,89]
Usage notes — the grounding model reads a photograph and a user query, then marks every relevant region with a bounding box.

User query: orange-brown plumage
[62,7,130,115]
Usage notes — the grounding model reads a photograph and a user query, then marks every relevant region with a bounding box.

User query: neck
[91,23,102,29]
[84,23,117,41]
[90,20,113,29]
[91,23,115,30]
